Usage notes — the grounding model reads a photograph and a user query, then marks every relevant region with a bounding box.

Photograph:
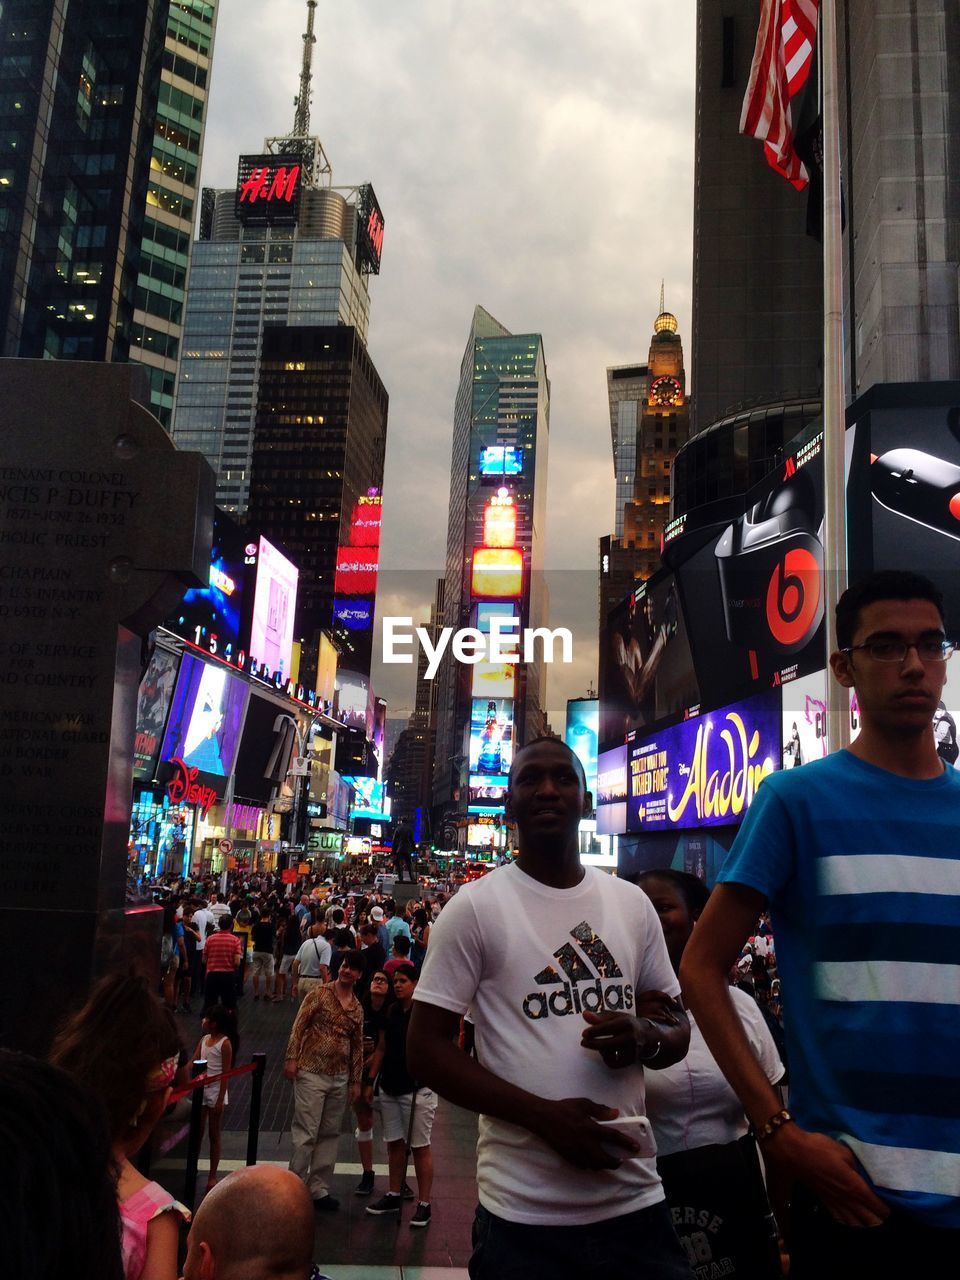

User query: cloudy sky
[200,0,697,722]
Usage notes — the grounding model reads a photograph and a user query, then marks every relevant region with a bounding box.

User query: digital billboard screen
[248,536,298,680]
[479,445,524,477]
[626,688,780,832]
[232,693,290,804]
[334,546,379,596]
[133,648,180,780]
[335,668,371,734]
[565,698,599,800]
[781,669,828,769]
[346,777,391,821]
[469,774,509,805]
[333,598,374,631]
[474,603,519,634]
[469,697,514,776]
[236,154,302,224]
[667,432,825,715]
[595,745,628,836]
[471,660,516,699]
[471,547,523,598]
[168,508,246,661]
[846,385,960,641]
[160,652,249,779]
[600,573,700,750]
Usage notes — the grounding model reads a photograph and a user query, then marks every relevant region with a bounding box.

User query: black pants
[789,1185,959,1280]
[203,971,237,1011]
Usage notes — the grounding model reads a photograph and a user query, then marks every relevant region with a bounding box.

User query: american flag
[740,0,820,190]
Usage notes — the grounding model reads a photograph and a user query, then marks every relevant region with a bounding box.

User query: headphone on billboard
[715,469,824,656]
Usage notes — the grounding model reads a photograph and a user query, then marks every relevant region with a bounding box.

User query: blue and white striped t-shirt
[718,749,960,1227]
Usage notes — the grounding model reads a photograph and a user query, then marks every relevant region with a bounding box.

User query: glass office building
[172,185,372,514]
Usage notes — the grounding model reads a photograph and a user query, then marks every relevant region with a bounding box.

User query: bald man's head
[181,1166,314,1280]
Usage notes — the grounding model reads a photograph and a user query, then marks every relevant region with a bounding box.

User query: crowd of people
[5,571,957,1280]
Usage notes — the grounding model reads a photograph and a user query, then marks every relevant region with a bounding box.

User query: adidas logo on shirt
[522,921,635,1020]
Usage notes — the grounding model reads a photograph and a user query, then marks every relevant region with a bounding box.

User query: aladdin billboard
[627,689,780,832]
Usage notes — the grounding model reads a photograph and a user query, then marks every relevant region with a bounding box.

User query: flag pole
[820,0,849,752]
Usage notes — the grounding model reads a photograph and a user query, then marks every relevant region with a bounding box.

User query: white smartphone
[597,1114,658,1160]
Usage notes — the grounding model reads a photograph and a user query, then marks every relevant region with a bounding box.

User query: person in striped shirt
[682,570,959,1276]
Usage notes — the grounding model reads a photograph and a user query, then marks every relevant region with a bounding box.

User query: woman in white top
[193,1004,235,1189]
[638,870,784,1279]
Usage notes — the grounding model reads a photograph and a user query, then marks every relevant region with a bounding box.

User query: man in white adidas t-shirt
[409,737,692,1279]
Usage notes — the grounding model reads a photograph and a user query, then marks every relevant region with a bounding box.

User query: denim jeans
[469,1199,693,1280]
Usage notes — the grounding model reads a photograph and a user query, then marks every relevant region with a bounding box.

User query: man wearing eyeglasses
[682,570,960,1277]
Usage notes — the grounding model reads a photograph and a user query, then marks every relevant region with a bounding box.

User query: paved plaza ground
[155,991,478,1278]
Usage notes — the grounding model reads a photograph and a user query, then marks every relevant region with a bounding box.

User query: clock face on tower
[650,376,683,407]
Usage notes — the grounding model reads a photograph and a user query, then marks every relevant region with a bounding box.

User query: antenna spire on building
[293,0,317,139]
[659,279,665,315]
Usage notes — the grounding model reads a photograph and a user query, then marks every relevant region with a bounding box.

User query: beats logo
[766,549,821,647]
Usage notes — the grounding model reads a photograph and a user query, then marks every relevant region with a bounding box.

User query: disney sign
[166,756,218,818]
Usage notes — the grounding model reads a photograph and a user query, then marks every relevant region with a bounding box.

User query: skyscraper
[171,3,381,517]
[128,0,219,426]
[432,306,550,834]
[0,0,169,361]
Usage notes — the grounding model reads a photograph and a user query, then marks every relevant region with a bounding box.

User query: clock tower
[600,290,691,631]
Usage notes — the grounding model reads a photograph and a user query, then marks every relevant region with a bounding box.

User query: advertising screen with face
[133,648,180,780]
[161,653,249,779]
[669,432,826,713]
[600,572,700,750]
[469,697,514,775]
[626,688,780,832]
[781,669,828,768]
[565,698,599,799]
[248,537,298,679]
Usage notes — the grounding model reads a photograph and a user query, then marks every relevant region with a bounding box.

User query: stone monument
[0,361,214,1052]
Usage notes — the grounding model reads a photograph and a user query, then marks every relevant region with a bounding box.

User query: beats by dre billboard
[847,382,960,631]
[665,428,826,713]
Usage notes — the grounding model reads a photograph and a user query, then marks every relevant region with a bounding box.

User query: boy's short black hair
[836,570,946,650]
[391,961,417,982]
[507,735,588,791]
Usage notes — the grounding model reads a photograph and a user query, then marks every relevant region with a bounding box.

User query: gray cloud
[199,1,696,723]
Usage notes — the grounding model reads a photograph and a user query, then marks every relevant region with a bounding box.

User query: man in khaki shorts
[250,905,277,1000]
[365,963,438,1229]
[293,922,331,1001]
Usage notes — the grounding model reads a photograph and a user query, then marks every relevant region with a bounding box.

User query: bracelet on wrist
[755,1108,793,1143]
[635,1017,662,1062]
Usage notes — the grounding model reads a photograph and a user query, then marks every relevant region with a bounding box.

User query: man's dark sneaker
[409,1202,432,1229]
[400,1181,415,1200]
[355,1170,375,1196]
[366,1192,401,1216]
[313,1195,339,1212]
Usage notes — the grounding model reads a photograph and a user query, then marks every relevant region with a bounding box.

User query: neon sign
[166,757,218,818]
[235,154,302,225]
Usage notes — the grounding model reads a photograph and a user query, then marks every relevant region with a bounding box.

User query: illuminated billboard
[471,660,516,699]
[479,445,523,477]
[333,598,374,631]
[160,653,249,780]
[467,822,500,849]
[347,496,382,547]
[626,689,780,832]
[334,546,379,596]
[346,776,391,821]
[470,697,514,775]
[335,668,371,734]
[168,509,247,662]
[469,774,509,805]
[356,184,385,275]
[474,603,519,634]
[565,698,599,800]
[248,536,298,680]
[235,154,302,225]
[133,648,180,780]
[483,491,517,548]
[595,745,628,836]
[781,669,828,768]
[471,547,523,598]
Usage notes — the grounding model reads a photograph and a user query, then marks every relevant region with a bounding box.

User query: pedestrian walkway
[172,992,477,1274]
